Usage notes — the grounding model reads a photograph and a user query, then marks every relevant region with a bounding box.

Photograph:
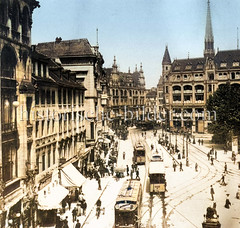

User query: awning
[52,163,86,188]
[37,181,69,210]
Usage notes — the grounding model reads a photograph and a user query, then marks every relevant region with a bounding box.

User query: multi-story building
[0,0,40,226]
[36,38,107,161]
[159,0,240,133]
[145,87,157,119]
[105,57,146,128]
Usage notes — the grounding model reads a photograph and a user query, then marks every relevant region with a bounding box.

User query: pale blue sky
[32,0,240,88]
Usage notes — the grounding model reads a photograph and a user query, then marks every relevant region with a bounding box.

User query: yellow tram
[133,142,146,165]
[114,180,142,228]
[148,154,166,195]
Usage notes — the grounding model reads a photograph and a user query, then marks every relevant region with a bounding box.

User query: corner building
[160,0,240,133]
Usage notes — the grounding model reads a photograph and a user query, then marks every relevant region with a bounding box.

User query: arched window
[22,6,30,36]
[1,45,17,78]
[12,1,20,32]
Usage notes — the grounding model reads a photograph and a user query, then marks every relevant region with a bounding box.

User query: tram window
[116,212,136,225]
[136,150,145,156]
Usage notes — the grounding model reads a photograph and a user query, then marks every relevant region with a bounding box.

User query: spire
[162,46,171,65]
[112,56,118,73]
[128,67,131,73]
[139,62,143,73]
[135,64,138,72]
[204,0,215,58]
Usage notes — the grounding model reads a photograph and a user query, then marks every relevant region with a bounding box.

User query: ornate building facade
[0,0,40,226]
[159,0,240,133]
[105,57,146,128]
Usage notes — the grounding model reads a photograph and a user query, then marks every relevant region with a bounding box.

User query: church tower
[204,0,215,58]
[139,62,146,88]
[162,45,171,77]
[112,56,118,73]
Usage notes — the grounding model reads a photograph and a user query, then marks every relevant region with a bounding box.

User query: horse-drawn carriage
[202,206,221,228]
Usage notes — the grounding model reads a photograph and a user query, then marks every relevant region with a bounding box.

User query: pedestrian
[198,139,200,145]
[179,162,183,171]
[233,155,236,164]
[72,207,77,222]
[173,161,177,172]
[62,198,66,213]
[98,178,102,190]
[126,165,129,176]
[215,150,217,160]
[82,199,87,216]
[130,169,133,179]
[211,156,214,165]
[131,163,135,172]
[224,194,231,209]
[75,188,79,202]
[136,168,139,179]
[123,151,125,160]
[110,165,114,175]
[220,174,226,185]
[210,185,215,201]
[75,219,81,228]
[201,139,203,145]
[207,152,210,161]
[67,195,72,210]
[63,216,69,228]
[195,163,198,172]
[224,162,228,173]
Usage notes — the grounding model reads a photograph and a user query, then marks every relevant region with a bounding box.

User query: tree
[206,83,240,145]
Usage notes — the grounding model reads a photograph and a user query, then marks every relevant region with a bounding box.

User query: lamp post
[175,130,178,152]
[186,131,189,167]
[182,132,185,159]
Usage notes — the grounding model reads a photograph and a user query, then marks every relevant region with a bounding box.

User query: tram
[114,180,142,228]
[133,142,146,165]
[148,154,166,195]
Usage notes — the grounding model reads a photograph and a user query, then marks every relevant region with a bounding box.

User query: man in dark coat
[75,219,81,228]
[224,195,231,209]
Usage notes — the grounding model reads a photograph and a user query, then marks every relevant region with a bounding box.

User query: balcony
[195,90,204,94]
[12,30,20,41]
[0,23,9,37]
[173,90,181,94]
[173,100,182,104]
[183,90,193,94]
[22,34,30,45]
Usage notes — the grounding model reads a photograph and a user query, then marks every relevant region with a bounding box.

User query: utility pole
[186,132,189,166]
[182,132,185,158]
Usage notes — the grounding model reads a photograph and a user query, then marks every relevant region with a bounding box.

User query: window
[1,45,17,78]
[68,89,72,104]
[48,150,51,168]
[208,73,214,80]
[184,75,188,80]
[35,91,39,105]
[52,90,55,104]
[185,65,192,70]
[38,63,41,77]
[41,90,45,105]
[165,86,168,93]
[22,7,29,36]
[58,88,62,104]
[166,66,168,70]
[208,85,212,92]
[42,154,45,171]
[231,72,235,80]
[46,90,50,104]
[220,63,227,68]
[63,89,66,104]
[175,66,180,70]
[43,65,46,77]
[233,62,239,67]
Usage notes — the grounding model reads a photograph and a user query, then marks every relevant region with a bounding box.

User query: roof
[214,49,240,69]
[146,90,157,98]
[116,180,142,204]
[36,39,95,58]
[149,161,165,174]
[171,57,205,72]
[162,46,171,65]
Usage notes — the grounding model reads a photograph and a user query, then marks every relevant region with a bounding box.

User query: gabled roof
[162,46,171,65]
[171,57,205,72]
[214,49,240,70]
[36,39,95,58]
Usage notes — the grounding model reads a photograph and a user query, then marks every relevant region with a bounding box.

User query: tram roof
[116,180,142,203]
[149,161,165,174]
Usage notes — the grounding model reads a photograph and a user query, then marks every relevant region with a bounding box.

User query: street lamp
[182,131,185,159]
[186,131,189,167]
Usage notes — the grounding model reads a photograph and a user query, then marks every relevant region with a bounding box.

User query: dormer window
[185,65,192,70]
[233,62,239,67]
[184,75,188,80]
[175,66,180,71]
[220,62,227,68]
[197,64,203,69]
[177,75,180,80]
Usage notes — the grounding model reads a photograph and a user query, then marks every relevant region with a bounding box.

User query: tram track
[143,131,220,227]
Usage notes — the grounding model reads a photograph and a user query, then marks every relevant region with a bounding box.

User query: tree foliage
[206,83,240,144]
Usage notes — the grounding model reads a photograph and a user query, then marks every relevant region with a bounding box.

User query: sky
[32,0,240,89]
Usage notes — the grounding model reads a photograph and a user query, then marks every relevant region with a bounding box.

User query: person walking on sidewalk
[224,162,228,174]
[224,194,231,209]
[82,199,87,216]
[215,150,217,160]
[98,177,102,190]
[75,219,81,228]
[179,162,183,171]
[136,168,140,179]
[173,161,177,172]
[195,163,198,172]
[126,165,129,176]
[210,185,215,201]
[220,174,226,185]
[67,195,72,210]
[72,207,77,222]
[207,152,210,161]
[123,151,126,160]
[130,169,133,179]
